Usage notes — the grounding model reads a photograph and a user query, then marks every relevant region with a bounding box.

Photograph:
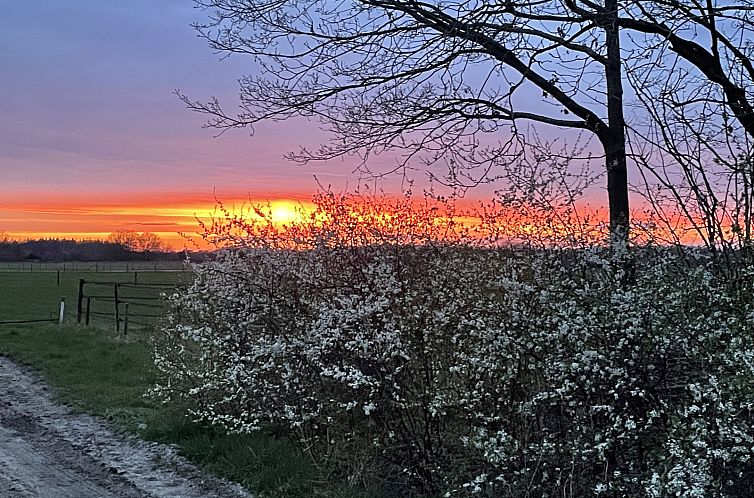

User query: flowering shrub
[153,193,754,497]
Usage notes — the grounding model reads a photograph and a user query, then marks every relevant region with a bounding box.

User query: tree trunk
[604,137,630,246]
[603,0,630,247]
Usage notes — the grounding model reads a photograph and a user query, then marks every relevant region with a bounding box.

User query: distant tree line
[0,234,194,262]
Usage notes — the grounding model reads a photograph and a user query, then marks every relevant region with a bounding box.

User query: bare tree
[619,1,754,139]
[107,231,164,252]
[181,0,634,244]
[182,1,754,251]
[617,1,754,256]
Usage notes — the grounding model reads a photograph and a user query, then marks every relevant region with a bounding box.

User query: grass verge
[0,323,382,498]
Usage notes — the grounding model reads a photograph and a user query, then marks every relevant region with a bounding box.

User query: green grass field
[0,269,382,498]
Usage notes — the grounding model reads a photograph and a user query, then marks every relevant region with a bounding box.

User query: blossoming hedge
[153,194,754,497]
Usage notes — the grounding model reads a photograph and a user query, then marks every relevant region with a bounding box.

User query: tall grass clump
[152,191,754,497]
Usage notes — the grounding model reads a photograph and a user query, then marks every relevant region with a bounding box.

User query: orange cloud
[0,188,718,250]
[0,190,314,250]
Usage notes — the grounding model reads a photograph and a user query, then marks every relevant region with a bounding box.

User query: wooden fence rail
[76,279,172,333]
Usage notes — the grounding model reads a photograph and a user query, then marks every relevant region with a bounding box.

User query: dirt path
[0,356,253,498]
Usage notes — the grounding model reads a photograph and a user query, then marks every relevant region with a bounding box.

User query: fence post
[134,271,138,284]
[114,283,120,333]
[57,270,60,287]
[76,279,85,324]
[85,297,91,326]
[123,303,129,336]
[59,297,65,324]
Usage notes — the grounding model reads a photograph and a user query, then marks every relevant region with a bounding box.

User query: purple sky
[0,1,609,243]
[0,0,365,201]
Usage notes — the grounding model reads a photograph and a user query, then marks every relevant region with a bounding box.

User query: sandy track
[0,356,253,498]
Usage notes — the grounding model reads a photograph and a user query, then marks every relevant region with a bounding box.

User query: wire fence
[0,299,65,326]
[0,318,59,325]
[0,270,186,329]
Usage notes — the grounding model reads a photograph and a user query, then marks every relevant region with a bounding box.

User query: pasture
[0,265,189,327]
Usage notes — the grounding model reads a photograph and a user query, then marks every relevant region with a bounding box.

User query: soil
[0,356,253,498]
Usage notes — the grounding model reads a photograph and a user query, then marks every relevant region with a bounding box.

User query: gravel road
[0,356,253,498]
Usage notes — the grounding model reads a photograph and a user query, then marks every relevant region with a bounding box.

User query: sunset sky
[0,0,408,247]
[0,1,604,248]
